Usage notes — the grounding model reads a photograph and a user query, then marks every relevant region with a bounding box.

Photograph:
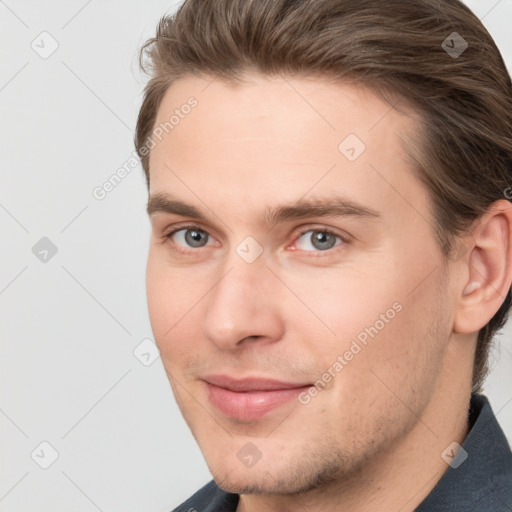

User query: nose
[202,252,285,351]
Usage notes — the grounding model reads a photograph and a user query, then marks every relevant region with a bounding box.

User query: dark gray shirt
[171,394,512,511]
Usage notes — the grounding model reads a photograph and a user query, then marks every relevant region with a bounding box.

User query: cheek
[295,259,448,398]
[281,264,402,355]
[146,251,209,367]
[146,252,184,355]
[334,278,449,423]
[146,254,168,333]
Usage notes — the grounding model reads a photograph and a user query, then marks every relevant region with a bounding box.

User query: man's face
[146,74,455,494]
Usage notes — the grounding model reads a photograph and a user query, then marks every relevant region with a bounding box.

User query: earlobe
[453,199,512,335]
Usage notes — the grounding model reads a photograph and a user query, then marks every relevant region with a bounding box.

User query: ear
[453,199,512,334]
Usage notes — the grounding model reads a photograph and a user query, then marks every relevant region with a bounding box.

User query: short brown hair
[135,0,512,392]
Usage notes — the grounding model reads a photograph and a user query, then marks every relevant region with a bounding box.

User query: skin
[145,73,512,511]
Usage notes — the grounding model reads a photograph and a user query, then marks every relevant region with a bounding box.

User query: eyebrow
[146,193,381,226]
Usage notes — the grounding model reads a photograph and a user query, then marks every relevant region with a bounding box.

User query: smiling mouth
[202,375,312,421]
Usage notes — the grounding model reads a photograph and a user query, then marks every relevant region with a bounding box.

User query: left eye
[295,229,344,251]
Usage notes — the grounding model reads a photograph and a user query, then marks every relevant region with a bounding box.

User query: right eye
[165,225,217,252]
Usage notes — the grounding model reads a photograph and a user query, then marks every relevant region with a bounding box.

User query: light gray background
[1,1,511,511]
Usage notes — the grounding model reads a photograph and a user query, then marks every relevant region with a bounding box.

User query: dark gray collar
[416,393,512,511]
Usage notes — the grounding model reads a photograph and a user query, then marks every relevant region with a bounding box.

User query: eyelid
[163,221,213,237]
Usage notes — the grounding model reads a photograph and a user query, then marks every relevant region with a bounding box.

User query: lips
[203,375,312,421]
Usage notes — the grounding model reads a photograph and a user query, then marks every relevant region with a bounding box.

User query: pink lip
[203,375,311,421]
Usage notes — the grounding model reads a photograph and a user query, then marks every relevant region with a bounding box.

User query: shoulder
[170,480,239,512]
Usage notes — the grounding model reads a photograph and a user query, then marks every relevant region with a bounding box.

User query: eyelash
[163,224,349,256]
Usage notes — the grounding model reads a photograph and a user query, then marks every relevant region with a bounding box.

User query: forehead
[148,73,424,222]
[151,73,415,144]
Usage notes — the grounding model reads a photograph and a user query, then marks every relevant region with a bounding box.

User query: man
[135,0,512,510]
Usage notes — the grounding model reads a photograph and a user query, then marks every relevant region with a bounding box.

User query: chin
[207,453,348,496]
[212,471,304,496]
